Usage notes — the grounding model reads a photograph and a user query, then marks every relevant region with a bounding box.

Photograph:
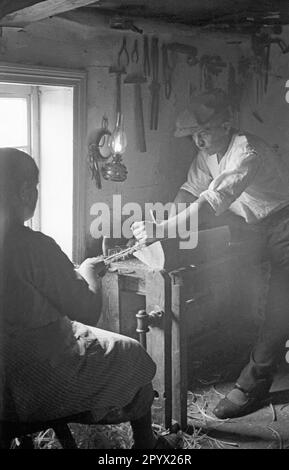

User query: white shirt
[181,132,289,224]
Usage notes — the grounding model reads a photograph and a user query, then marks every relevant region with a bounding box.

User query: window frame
[0,63,87,264]
[0,85,39,230]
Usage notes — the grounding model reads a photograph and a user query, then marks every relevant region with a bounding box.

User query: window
[0,84,73,258]
[0,95,30,152]
[0,65,86,264]
[0,84,74,258]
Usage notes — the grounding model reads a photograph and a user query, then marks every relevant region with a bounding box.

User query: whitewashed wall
[0,17,251,253]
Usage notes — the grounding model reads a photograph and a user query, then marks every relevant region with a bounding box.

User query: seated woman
[0,148,180,449]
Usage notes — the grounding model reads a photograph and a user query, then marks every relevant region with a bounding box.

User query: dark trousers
[237,267,289,394]
[204,206,289,395]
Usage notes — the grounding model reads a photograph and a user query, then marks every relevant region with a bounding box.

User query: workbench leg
[100,271,121,332]
[171,279,188,431]
[145,272,172,429]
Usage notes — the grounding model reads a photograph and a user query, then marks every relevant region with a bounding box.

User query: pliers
[118,37,130,68]
[131,39,139,63]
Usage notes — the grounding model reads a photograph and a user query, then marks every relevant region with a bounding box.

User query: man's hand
[131,220,162,245]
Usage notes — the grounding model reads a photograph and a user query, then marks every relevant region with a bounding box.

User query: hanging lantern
[102,113,128,182]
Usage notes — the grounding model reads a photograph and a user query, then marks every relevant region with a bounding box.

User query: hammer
[124,73,147,153]
[109,65,126,123]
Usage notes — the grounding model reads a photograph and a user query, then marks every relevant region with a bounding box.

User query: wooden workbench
[99,244,265,430]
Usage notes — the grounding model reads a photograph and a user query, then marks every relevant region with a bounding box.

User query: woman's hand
[77,256,107,281]
[131,220,162,245]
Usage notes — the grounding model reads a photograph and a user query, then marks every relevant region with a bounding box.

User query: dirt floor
[31,369,289,449]
[184,314,289,449]
[185,370,289,449]
[30,314,289,449]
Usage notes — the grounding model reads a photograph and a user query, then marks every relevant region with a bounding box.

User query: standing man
[132,89,289,419]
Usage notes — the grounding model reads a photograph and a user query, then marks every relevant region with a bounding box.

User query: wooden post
[100,270,121,332]
[171,271,188,430]
[145,271,172,429]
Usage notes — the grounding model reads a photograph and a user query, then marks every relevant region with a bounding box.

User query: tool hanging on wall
[88,116,112,190]
[109,65,126,125]
[264,42,271,94]
[118,36,130,68]
[251,29,289,101]
[166,42,198,67]
[238,56,252,83]
[88,143,102,189]
[110,16,143,34]
[162,44,177,100]
[251,32,270,101]
[237,55,253,103]
[251,110,264,123]
[143,35,151,77]
[199,55,227,91]
[149,37,161,130]
[131,39,139,63]
[227,63,241,113]
[124,73,147,152]
[189,82,197,102]
[273,36,289,54]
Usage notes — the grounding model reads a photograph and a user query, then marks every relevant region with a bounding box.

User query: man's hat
[174,89,231,138]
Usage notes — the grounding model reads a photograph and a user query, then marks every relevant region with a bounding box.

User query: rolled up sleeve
[199,143,262,215]
[181,154,212,197]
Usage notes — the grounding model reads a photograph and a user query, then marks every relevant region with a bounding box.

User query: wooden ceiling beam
[0,0,100,27]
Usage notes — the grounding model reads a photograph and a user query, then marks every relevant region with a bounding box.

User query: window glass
[0,97,28,148]
[0,87,73,260]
